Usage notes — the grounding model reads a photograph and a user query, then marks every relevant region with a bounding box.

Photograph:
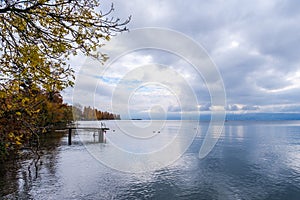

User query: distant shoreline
[121,113,300,121]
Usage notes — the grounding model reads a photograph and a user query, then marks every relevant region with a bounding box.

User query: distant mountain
[208,113,300,121]
[225,113,300,121]
[165,113,300,121]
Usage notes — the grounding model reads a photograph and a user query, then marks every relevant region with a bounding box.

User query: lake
[1,120,300,199]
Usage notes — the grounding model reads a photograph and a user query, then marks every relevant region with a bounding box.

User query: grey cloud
[65,0,300,115]
[242,105,260,111]
[254,72,291,90]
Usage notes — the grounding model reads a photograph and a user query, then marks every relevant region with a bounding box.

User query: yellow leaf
[0,91,6,98]
[22,97,30,105]
[8,132,14,138]
[16,112,21,116]
[16,141,22,145]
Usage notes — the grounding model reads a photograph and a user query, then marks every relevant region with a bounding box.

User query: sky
[63,0,300,119]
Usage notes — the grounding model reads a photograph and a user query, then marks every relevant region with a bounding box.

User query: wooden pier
[67,127,110,145]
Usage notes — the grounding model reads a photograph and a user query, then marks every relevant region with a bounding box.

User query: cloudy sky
[64,0,300,119]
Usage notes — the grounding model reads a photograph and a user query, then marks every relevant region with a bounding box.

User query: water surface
[1,120,300,199]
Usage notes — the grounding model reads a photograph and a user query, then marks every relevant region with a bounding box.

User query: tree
[80,106,120,120]
[72,103,83,120]
[0,0,129,160]
[0,0,130,91]
[0,80,75,160]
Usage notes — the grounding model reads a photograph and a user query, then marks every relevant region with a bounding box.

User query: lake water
[1,120,300,199]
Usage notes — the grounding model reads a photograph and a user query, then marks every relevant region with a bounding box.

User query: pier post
[68,128,72,145]
[98,129,104,143]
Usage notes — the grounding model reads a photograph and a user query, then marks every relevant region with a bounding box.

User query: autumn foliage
[0,81,73,160]
[0,0,129,161]
[73,105,120,121]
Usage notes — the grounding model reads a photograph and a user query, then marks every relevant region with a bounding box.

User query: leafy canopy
[0,0,130,91]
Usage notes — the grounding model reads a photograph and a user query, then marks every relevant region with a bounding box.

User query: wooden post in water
[68,128,72,145]
[98,129,104,143]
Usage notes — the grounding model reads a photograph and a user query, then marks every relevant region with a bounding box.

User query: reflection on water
[0,131,64,199]
[0,120,300,199]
